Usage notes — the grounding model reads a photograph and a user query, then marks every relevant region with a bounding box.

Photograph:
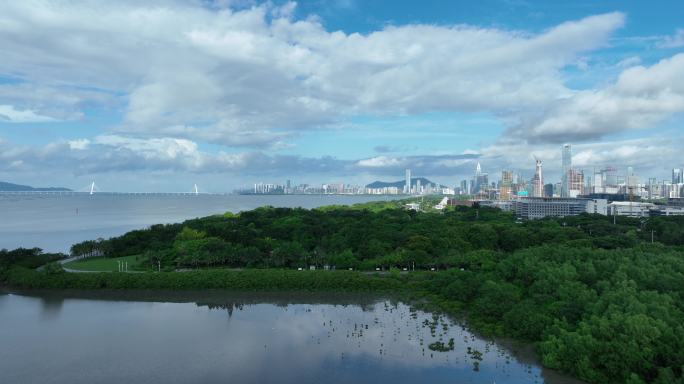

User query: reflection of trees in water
[9,290,384,310]
[201,302,245,317]
[39,295,65,319]
[195,295,381,318]
[7,291,582,383]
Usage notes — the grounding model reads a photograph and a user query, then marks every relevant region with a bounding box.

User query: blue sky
[0,0,683,192]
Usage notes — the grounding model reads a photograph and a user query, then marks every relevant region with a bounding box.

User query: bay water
[0,194,399,253]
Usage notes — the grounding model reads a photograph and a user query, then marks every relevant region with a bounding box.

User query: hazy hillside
[0,181,71,192]
[365,177,444,189]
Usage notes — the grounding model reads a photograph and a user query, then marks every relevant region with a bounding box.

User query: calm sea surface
[0,291,583,384]
[0,194,400,253]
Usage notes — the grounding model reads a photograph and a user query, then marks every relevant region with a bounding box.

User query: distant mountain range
[0,181,72,192]
[365,177,444,189]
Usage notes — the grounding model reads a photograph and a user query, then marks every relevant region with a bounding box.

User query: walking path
[59,256,110,273]
[38,256,142,273]
[36,256,81,272]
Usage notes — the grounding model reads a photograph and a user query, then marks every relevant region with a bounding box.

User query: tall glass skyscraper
[561,144,572,197]
[473,162,488,194]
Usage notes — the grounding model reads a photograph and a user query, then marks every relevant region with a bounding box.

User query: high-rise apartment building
[591,167,618,194]
[673,168,683,184]
[568,169,585,197]
[626,167,639,191]
[500,170,513,200]
[603,167,618,188]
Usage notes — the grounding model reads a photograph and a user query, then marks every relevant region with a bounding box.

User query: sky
[0,0,683,192]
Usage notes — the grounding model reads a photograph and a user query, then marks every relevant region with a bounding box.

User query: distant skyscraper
[561,144,572,197]
[405,169,411,194]
[592,169,602,193]
[626,167,639,189]
[673,168,683,184]
[648,177,657,199]
[477,174,489,193]
[544,183,554,198]
[473,162,488,194]
[568,169,585,197]
[532,158,544,197]
[500,170,513,200]
[603,167,618,187]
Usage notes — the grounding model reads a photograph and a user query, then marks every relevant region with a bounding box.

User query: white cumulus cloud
[0,104,56,123]
[508,53,684,143]
[0,2,626,146]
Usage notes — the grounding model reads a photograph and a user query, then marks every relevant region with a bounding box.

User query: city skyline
[237,144,684,200]
[4,143,680,195]
[1,1,683,192]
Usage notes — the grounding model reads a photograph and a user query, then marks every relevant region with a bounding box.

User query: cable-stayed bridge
[77,182,101,194]
[0,183,221,196]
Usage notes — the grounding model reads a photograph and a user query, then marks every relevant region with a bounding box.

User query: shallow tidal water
[0,290,583,384]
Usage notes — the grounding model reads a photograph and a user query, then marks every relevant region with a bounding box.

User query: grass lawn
[64,255,146,272]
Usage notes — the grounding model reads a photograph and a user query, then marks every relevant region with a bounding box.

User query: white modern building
[405,169,411,194]
[405,203,421,211]
[532,159,544,197]
[650,206,684,216]
[434,196,449,210]
[608,202,655,217]
[513,197,607,219]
